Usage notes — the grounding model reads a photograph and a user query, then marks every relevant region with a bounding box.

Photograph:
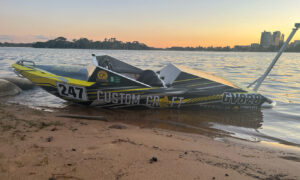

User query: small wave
[211,123,300,146]
[224,65,246,69]
[261,101,276,109]
[269,74,293,77]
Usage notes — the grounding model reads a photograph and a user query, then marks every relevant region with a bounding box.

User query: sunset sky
[0,0,300,48]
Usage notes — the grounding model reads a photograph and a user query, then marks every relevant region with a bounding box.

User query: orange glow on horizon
[1,0,299,48]
[2,29,300,48]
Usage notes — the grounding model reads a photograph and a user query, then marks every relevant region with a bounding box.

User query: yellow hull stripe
[12,63,95,87]
[174,77,202,83]
[108,87,159,93]
[187,81,215,87]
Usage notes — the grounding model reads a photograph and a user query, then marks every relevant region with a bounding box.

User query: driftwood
[56,114,107,121]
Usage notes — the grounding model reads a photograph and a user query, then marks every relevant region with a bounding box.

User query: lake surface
[1,47,300,145]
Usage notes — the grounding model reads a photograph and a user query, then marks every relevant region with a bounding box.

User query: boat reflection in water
[62,105,263,137]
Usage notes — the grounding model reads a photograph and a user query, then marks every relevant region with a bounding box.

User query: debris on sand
[45,136,53,142]
[152,146,159,149]
[149,157,158,163]
[109,124,127,129]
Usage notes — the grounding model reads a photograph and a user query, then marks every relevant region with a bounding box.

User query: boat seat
[96,55,143,74]
[137,70,163,87]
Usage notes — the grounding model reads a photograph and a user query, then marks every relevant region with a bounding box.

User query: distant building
[280,34,284,45]
[260,31,284,48]
[272,31,281,46]
[290,40,300,47]
[260,31,273,48]
[234,45,250,51]
[251,43,260,49]
[108,38,117,42]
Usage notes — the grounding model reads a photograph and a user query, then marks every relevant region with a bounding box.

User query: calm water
[1,47,300,145]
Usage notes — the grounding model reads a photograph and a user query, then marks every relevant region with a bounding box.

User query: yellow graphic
[12,63,95,88]
[233,106,239,110]
[159,96,169,108]
[183,94,222,103]
[97,70,108,80]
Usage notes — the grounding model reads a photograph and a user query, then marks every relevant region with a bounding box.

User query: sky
[0,0,300,48]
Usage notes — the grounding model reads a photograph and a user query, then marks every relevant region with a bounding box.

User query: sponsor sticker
[97,70,108,81]
[109,76,121,83]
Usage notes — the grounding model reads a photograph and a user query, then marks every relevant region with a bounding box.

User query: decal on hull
[57,83,88,101]
[222,92,263,105]
[97,91,184,108]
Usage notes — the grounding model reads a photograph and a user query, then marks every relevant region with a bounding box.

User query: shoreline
[0,103,299,180]
[1,46,300,53]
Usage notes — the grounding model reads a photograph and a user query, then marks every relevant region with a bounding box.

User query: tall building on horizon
[280,34,284,45]
[260,31,273,48]
[272,31,281,47]
[260,30,284,48]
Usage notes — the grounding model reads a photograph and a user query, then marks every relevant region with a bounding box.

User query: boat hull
[12,62,272,110]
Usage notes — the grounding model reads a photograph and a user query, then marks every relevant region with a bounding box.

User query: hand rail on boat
[16,60,36,67]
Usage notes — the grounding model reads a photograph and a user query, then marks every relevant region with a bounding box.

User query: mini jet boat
[12,54,271,109]
[12,23,299,109]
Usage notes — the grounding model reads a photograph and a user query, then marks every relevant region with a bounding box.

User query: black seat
[137,70,163,87]
[96,55,143,74]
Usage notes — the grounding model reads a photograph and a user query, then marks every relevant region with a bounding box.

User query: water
[1,47,300,145]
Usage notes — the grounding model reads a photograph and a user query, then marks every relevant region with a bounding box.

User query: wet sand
[0,103,300,180]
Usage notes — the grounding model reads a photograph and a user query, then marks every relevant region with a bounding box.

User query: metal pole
[248,23,300,91]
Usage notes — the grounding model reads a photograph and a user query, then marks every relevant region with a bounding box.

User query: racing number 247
[57,83,87,100]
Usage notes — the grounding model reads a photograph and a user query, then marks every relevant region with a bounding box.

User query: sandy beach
[0,103,299,180]
[1,0,300,178]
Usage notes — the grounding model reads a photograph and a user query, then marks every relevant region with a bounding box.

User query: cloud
[33,35,50,40]
[0,35,52,42]
[0,35,14,41]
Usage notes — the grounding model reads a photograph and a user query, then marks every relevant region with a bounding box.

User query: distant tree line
[0,42,32,47]
[1,36,300,52]
[32,37,153,50]
[166,46,231,51]
[167,44,300,52]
